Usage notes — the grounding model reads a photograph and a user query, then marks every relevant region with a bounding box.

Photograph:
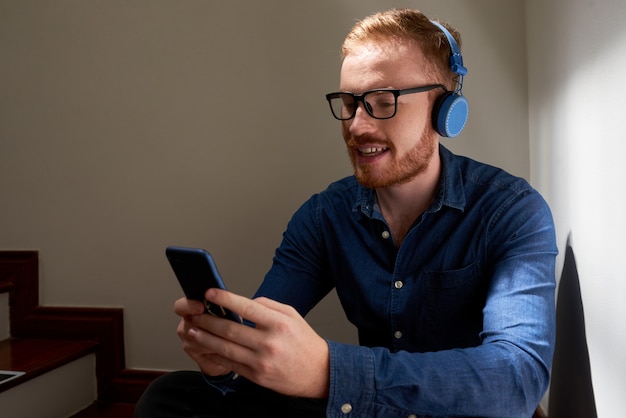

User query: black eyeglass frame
[325,84,447,120]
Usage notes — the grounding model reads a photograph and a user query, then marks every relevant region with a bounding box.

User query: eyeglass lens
[329,91,397,120]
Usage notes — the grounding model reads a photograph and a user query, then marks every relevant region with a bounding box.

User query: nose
[348,102,376,136]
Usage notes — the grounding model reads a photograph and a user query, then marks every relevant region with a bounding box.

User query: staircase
[0,251,162,417]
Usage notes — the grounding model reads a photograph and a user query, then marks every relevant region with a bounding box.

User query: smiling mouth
[357,146,388,157]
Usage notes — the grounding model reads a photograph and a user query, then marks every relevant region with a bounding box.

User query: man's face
[339,40,439,189]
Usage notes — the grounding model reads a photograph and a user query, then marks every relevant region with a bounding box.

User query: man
[136,8,556,418]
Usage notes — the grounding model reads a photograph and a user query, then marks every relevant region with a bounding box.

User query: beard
[347,128,437,189]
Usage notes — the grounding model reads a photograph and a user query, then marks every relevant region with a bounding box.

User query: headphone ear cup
[432,92,469,138]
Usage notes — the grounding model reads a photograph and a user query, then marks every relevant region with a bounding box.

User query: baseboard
[106,369,165,403]
[0,251,162,403]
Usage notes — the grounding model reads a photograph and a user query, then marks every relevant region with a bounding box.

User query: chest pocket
[422,262,487,350]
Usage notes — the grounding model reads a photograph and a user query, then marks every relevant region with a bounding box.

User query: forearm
[326,339,550,418]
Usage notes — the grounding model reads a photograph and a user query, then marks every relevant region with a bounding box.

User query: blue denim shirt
[251,145,557,418]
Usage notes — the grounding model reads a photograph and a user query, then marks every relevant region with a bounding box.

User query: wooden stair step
[0,337,98,393]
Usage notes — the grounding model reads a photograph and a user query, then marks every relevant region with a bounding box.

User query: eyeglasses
[325,84,446,120]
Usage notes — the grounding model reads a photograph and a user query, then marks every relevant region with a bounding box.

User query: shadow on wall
[549,236,597,418]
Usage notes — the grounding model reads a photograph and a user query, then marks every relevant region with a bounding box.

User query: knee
[135,371,202,417]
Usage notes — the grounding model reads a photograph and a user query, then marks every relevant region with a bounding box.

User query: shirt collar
[433,144,466,212]
[353,144,466,217]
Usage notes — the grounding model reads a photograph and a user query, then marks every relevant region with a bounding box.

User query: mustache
[345,134,389,147]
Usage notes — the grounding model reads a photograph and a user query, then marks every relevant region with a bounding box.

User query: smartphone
[165,246,241,322]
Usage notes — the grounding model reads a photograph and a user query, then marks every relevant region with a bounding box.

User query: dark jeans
[135,371,328,418]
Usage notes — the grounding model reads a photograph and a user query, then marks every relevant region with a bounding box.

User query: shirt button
[340,403,353,414]
[394,330,403,339]
[381,230,390,239]
[394,280,404,289]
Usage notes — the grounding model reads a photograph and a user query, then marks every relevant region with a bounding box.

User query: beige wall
[0,0,528,371]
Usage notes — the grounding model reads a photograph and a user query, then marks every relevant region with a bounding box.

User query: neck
[376,151,441,246]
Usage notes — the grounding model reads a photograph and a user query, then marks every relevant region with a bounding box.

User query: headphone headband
[430,20,467,76]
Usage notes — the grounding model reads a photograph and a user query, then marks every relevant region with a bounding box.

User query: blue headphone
[430,20,468,138]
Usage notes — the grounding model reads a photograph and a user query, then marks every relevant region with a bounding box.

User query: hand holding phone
[166,246,241,322]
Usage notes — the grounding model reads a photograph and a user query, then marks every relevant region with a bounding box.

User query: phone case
[165,246,240,322]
